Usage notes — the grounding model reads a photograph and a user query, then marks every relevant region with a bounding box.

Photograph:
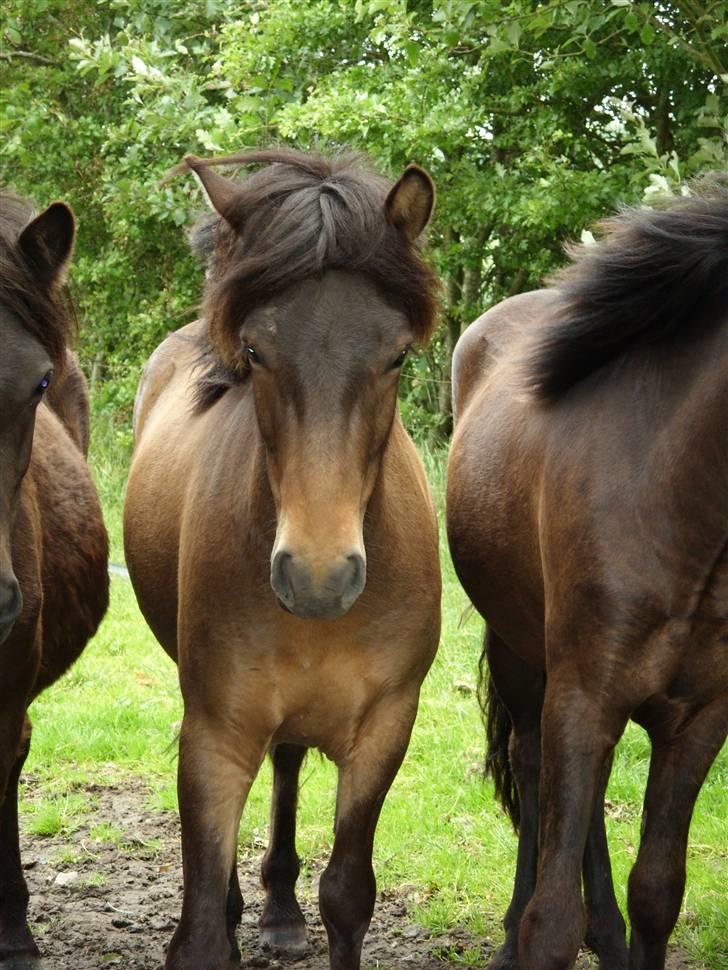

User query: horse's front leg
[518,669,627,970]
[319,689,419,970]
[258,742,307,954]
[165,709,268,970]
[0,713,38,964]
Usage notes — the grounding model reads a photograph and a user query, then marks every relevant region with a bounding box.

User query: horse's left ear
[184,154,243,228]
[386,165,435,242]
[18,202,75,286]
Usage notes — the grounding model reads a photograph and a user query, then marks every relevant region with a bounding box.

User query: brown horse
[0,193,109,962]
[447,179,728,970]
[123,149,441,970]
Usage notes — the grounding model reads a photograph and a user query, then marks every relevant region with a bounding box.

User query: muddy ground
[17,783,697,970]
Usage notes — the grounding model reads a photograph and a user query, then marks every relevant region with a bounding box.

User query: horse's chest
[269,646,395,756]
[206,632,414,761]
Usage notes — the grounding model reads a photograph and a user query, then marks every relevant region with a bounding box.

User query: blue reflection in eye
[36,372,53,394]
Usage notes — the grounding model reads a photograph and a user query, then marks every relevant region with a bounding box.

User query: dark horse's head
[0,193,76,643]
[183,149,438,619]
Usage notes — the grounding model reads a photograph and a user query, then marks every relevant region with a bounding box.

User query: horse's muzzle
[271,549,366,619]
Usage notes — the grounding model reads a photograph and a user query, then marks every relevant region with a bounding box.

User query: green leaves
[1,0,725,433]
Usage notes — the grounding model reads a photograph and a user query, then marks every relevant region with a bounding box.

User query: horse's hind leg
[518,668,627,970]
[488,631,627,970]
[0,716,39,963]
[628,697,728,970]
[259,743,307,954]
[319,690,418,970]
[484,630,544,970]
[583,752,628,970]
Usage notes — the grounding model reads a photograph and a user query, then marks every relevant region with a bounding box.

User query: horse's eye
[390,348,409,370]
[245,345,258,362]
[35,371,53,395]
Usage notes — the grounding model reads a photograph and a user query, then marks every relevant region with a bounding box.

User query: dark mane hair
[185,149,439,406]
[525,174,728,401]
[0,191,76,368]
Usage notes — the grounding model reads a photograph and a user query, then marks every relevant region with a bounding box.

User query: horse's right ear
[184,155,242,227]
[386,165,435,242]
[18,202,75,286]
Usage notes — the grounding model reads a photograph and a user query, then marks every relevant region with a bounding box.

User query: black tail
[526,174,728,400]
[478,630,520,831]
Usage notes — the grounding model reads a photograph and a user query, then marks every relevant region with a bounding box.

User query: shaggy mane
[524,175,728,400]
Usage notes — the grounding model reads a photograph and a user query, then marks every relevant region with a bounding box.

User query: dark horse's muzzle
[271,549,366,619]
[0,577,22,644]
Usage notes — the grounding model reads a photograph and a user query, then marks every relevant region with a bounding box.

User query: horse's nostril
[271,551,295,608]
[270,549,366,618]
[340,554,366,608]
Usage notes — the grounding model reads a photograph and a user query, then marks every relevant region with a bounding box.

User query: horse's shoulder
[452,289,559,423]
[133,320,206,439]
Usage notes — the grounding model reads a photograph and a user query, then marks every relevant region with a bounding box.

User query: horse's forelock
[187,150,439,378]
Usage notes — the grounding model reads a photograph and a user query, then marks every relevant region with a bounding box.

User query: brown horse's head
[184,150,438,618]
[0,195,75,642]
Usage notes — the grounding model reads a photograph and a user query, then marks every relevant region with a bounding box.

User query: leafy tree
[1,0,725,433]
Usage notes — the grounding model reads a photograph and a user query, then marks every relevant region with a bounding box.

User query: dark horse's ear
[184,155,242,227]
[386,165,435,242]
[18,202,75,286]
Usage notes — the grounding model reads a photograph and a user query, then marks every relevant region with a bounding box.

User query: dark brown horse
[447,179,728,970]
[123,149,441,970]
[0,193,109,962]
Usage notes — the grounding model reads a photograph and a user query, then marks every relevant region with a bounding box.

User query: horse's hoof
[0,934,41,969]
[486,946,520,970]
[0,955,42,970]
[259,921,308,958]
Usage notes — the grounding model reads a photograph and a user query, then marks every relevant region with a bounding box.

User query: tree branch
[0,50,58,66]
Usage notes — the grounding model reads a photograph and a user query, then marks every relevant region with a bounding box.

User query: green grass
[21,415,728,968]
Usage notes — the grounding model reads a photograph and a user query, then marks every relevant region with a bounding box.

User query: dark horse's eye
[245,345,258,362]
[390,348,409,370]
[35,371,53,395]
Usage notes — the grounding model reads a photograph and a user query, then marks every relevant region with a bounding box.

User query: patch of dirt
[18,783,698,969]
